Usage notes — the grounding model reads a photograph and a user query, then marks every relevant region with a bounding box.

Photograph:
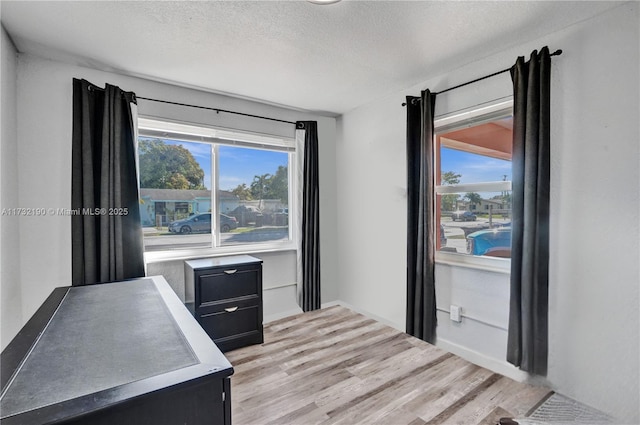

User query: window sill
[435,251,511,274]
[144,242,297,264]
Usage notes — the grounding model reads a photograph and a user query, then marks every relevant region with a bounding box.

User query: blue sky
[440,147,511,184]
[151,138,508,191]
[163,139,287,190]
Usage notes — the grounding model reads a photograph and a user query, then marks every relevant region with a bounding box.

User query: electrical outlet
[450,305,462,323]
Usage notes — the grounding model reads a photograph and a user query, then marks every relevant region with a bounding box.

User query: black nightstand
[185,255,263,352]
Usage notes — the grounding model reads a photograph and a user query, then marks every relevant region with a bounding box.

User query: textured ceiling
[0,1,624,115]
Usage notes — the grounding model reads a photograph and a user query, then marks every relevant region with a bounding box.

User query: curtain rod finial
[401,98,421,107]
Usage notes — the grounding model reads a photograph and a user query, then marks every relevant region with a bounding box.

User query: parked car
[466,227,511,257]
[229,205,264,226]
[220,214,238,233]
[169,213,211,234]
[168,213,238,234]
[451,210,477,221]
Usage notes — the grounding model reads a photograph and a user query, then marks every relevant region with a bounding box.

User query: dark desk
[0,276,233,425]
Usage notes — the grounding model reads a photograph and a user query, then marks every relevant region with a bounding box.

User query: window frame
[138,116,298,263]
[433,98,513,273]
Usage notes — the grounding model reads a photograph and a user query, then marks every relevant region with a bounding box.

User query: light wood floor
[226,305,551,425]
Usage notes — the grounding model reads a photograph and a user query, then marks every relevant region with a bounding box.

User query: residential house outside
[469,197,509,213]
[139,188,238,227]
[139,188,287,227]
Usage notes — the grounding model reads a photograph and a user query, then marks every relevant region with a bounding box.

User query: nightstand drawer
[197,265,260,304]
[200,304,261,340]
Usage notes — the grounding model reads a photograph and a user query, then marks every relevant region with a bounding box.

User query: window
[434,100,513,263]
[138,118,295,253]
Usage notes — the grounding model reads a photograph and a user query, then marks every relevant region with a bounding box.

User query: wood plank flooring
[226,305,551,425]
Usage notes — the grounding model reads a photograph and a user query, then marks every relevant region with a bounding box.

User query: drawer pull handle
[224,306,239,313]
[224,269,238,275]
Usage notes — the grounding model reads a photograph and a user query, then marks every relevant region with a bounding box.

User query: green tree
[244,165,289,208]
[250,173,272,209]
[266,165,288,204]
[231,183,253,200]
[464,192,482,206]
[251,166,289,202]
[441,171,461,212]
[139,139,205,189]
[441,171,461,185]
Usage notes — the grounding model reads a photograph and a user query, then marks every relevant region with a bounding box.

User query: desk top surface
[1,276,232,420]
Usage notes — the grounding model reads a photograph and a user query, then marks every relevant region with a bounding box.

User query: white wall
[5,53,339,345]
[1,25,22,350]
[336,3,639,421]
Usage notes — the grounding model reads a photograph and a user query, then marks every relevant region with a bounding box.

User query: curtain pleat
[406,90,437,343]
[71,79,145,286]
[296,121,321,311]
[507,47,551,375]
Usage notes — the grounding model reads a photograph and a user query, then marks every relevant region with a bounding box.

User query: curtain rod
[136,96,299,126]
[402,49,562,106]
[86,85,298,126]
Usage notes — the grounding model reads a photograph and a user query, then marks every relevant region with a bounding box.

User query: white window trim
[434,97,513,132]
[138,116,298,262]
[138,117,295,150]
[434,98,513,273]
[144,244,298,264]
[436,250,511,274]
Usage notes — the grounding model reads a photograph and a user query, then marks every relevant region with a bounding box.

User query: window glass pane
[437,191,512,258]
[437,116,513,186]
[218,145,289,247]
[435,113,513,259]
[439,147,512,185]
[138,137,213,251]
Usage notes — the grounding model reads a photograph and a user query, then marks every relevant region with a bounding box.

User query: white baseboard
[435,337,549,385]
[320,300,341,309]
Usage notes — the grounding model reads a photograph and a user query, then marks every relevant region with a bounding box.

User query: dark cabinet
[185,255,263,352]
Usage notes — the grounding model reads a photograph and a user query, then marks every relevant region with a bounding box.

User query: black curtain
[71,79,145,286]
[406,90,437,343]
[297,121,321,312]
[507,47,551,375]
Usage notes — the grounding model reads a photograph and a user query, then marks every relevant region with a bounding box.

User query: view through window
[435,109,513,259]
[138,121,293,252]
